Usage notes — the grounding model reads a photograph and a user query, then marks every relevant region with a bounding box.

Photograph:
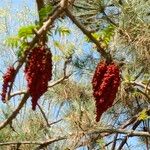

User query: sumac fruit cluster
[92,61,120,122]
[24,46,52,110]
[1,66,15,102]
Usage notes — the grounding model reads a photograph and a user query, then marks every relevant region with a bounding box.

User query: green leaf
[97,138,105,148]
[52,55,62,62]
[56,26,71,36]
[138,109,150,120]
[18,25,37,39]
[92,32,100,40]
[4,36,20,48]
[17,42,28,58]
[53,41,60,47]
[85,25,115,48]
[39,5,53,22]
[63,43,74,58]
[53,41,65,51]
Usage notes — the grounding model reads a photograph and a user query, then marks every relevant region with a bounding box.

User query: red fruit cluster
[1,66,16,102]
[24,46,52,110]
[92,61,120,122]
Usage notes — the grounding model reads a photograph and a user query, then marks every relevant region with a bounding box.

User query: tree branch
[35,136,67,150]
[88,128,150,137]
[0,73,72,101]
[64,8,112,62]
[130,81,150,91]
[117,120,141,150]
[36,0,44,12]
[111,108,150,149]
[0,92,29,130]
[0,136,66,148]
[9,90,27,99]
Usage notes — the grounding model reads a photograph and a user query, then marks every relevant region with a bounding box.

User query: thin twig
[0,92,29,130]
[48,74,72,88]
[49,119,63,126]
[130,81,150,91]
[110,110,140,149]
[35,136,67,150]
[137,88,150,101]
[105,138,122,147]
[0,73,72,101]
[89,128,150,137]
[0,136,66,147]
[37,104,50,127]
[117,120,142,150]
[111,133,118,150]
